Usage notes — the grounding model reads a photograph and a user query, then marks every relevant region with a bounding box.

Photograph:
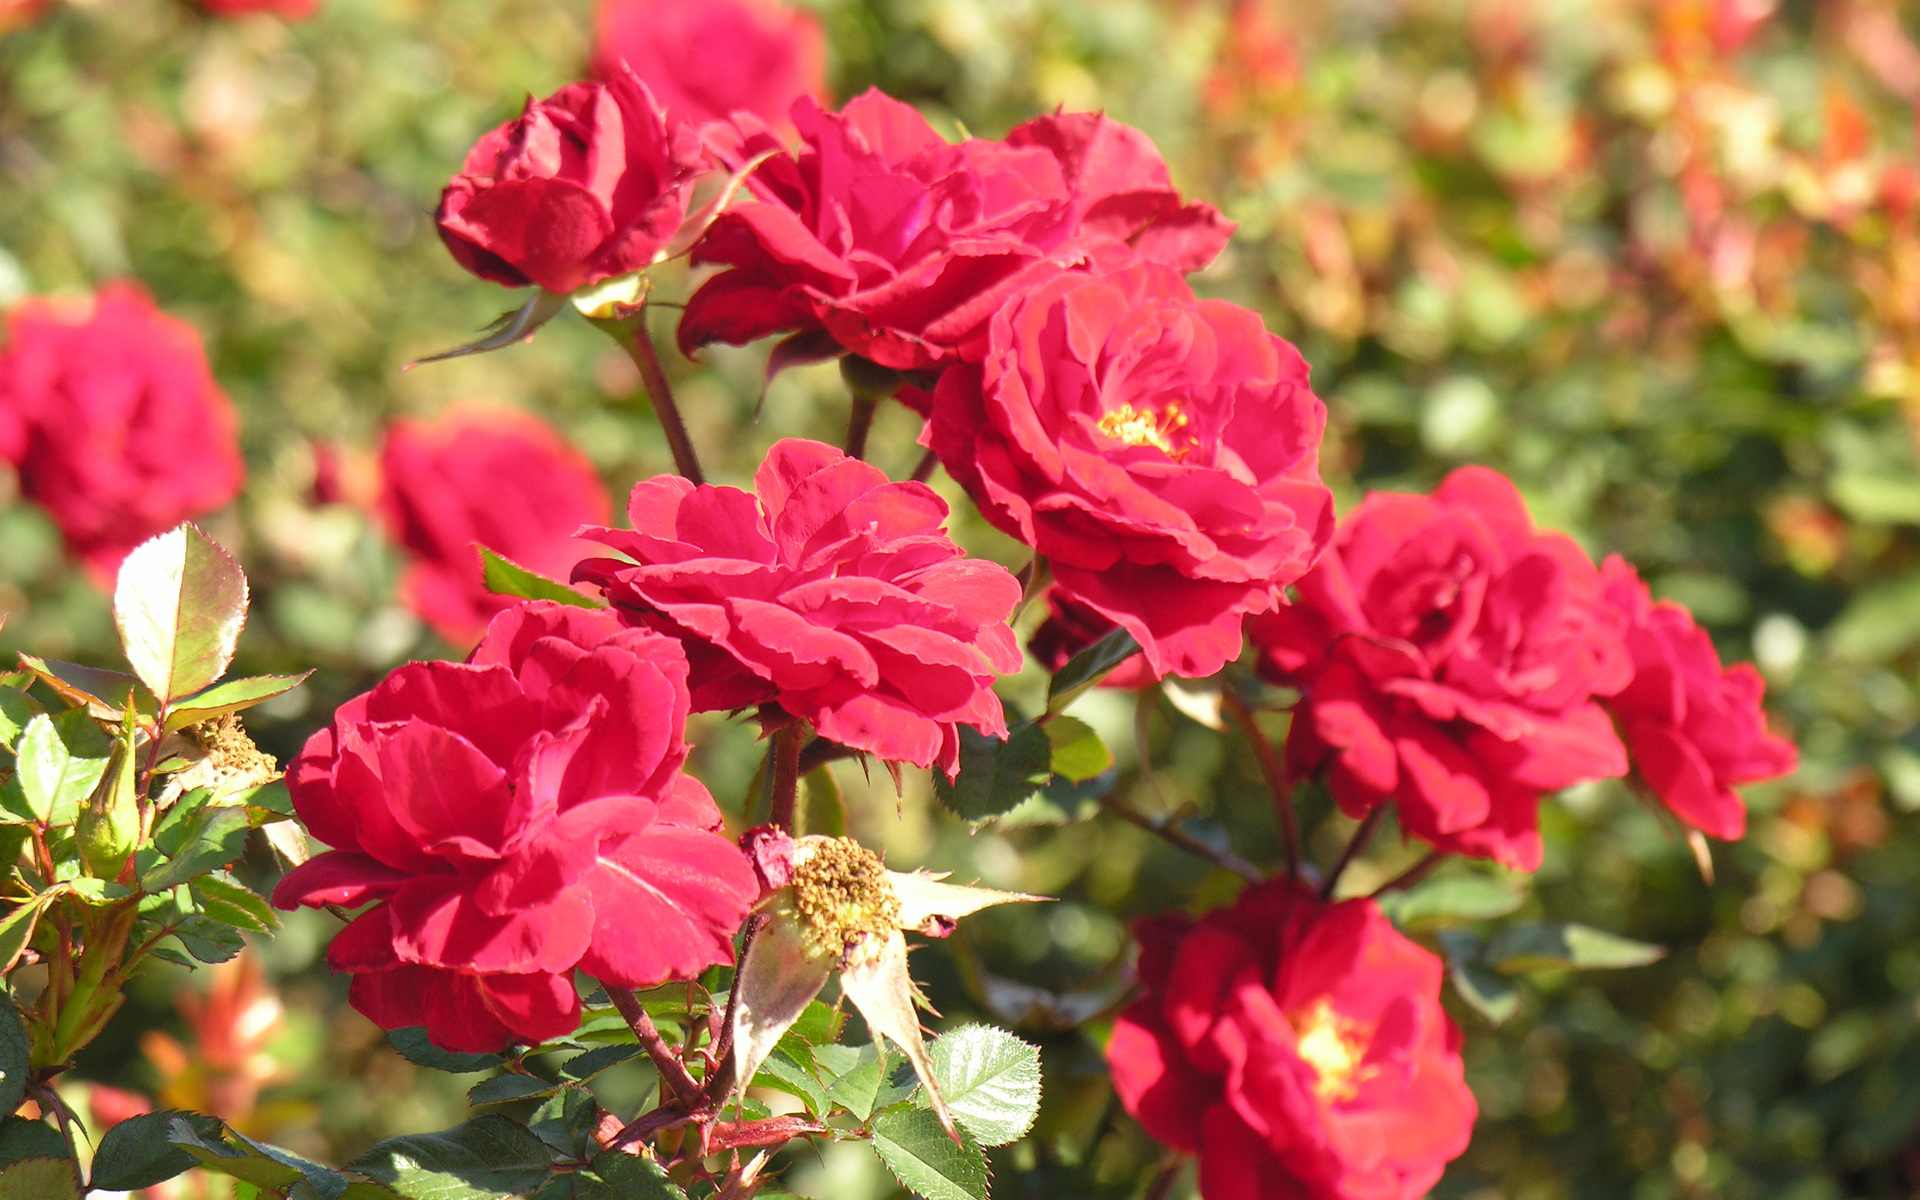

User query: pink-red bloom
[377,407,612,647]
[930,263,1332,678]
[193,0,316,19]
[272,602,757,1053]
[679,91,1235,371]
[1600,558,1796,840]
[0,283,243,585]
[1027,587,1159,692]
[574,438,1021,776]
[436,65,704,295]
[591,0,826,134]
[1250,468,1631,871]
[1109,880,1476,1200]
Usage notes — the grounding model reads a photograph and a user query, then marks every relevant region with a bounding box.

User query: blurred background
[4,0,1920,1196]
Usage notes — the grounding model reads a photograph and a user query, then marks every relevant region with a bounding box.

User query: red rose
[272,602,757,1052]
[574,438,1022,775]
[0,0,49,33]
[0,283,243,584]
[436,65,704,295]
[1250,468,1632,871]
[377,407,612,647]
[1108,880,1476,1200]
[193,0,316,19]
[929,263,1333,678]
[1600,557,1796,839]
[678,91,1235,371]
[1027,587,1160,692]
[591,0,826,134]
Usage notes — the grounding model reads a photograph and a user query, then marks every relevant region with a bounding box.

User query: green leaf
[1045,627,1141,715]
[163,673,313,734]
[113,524,249,705]
[468,1074,560,1106]
[169,1118,358,1199]
[388,1028,506,1074]
[14,711,110,825]
[479,548,603,610]
[141,805,251,892]
[90,1110,224,1191]
[560,1044,639,1081]
[928,1024,1042,1147]
[752,1049,829,1118]
[0,999,27,1117]
[1485,922,1665,972]
[175,914,247,964]
[1450,960,1521,1025]
[1041,717,1112,783]
[534,1154,688,1200]
[0,1117,62,1167]
[1829,570,1920,662]
[236,779,295,819]
[190,873,279,933]
[799,764,845,837]
[153,788,215,857]
[934,719,1052,821]
[350,1116,552,1200]
[814,1042,885,1121]
[529,1086,599,1157]
[0,690,43,753]
[0,897,46,976]
[870,1108,989,1200]
[14,655,153,722]
[1374,873,1527,931]
[0,1158,80,1200]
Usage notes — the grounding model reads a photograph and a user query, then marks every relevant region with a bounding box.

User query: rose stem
[768,723,804,831]
[909,447,938,483]
[599,302,705,485]
[1220,692,1301,878]
[1320,806,1386,901]
[845,394,879,460]
[1144,1155,1187,1200]
[607,986,703,1110]
[1099,794,1263,882]
[1368,849,1445,899]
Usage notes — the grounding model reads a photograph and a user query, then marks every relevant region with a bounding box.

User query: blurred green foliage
[6,0,1920,1197]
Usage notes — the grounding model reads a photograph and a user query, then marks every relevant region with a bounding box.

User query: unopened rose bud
[79,739,140,881]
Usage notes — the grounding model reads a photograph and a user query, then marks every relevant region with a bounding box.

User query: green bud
[78,717,140,881]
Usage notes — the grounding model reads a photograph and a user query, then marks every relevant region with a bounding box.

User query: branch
[768,723,804,831]
[1221,692,1300,878]
[1368,849,1445,899]
[1099,794,1263,882]
[1320,807,1385,901]
[593,303,704,484]
[606,988,702,1111]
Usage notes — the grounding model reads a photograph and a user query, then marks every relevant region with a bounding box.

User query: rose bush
[929,262,1333,678]
[678,91,1234,370]
[574,437,1021,775]
[591,0,825,134]
[271,601,757,1052]
[0,282,243,583]
[1108,879,1476,1200]
[377,406,612,646]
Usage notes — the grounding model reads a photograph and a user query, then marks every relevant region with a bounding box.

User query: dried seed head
[180,713,279,796]
[790,837,900,963]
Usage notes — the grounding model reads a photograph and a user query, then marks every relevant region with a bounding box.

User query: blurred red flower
[377,406,611,648]
[0,282,243,586]
[1250,467,1631,870]
[591,0,826,135]
[575,438,1021,776]
[679,91,1234,370]
[272,602,756,1052]
[436,65,704,295]
[1108,880,1476,1200]
[930,263,1332,678]
[193,0,317,20]
[1600,557,1797,840]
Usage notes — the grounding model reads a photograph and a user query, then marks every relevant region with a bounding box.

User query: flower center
[1292,999,1374,1104]
[790,837,901,962]
[1096,402,1189,455]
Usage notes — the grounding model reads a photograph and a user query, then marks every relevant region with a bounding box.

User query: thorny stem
[796,737,856,776]
[607,987,702,1110]
[909,447,938,483]
[844,394,880,460]
[1321,806,1386,901]
[768,723,804,832]
[598,303,705,485]
[1099,794,1262,882]
[703,1115,829,1155]
[702,915,760,1105]
[1221,691,1300,879]
[1368,849,1446,899]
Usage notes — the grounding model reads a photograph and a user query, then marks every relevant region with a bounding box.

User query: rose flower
[678,91,1235,371]
[1600,557,1797,839]
[1108,880,1476,1200]
[929,263,1333,678]
[573,438,1021,776]
[272,602,757,1052]
[0,283,243,584]
[377,406,612,647]
[436,64,705,295]
[591,0,826,134]
[1250,467,1631,871]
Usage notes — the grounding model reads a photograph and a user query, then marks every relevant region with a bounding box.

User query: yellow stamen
[1095,402,1189,455]
[1292,999,1375,1104]
[790,837,902,963]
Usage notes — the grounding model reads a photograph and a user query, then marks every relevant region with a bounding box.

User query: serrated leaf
[141,805,251,892]
[14,712,110,825]
[479,548,603,610]
[1375,874,1527,931]
[190,874,279,933]
[408,289,568,368]
[153,788,215,857]
[0,1117,62,1167]
[168,1118,354,1199]
[0,897,47,976]
[870,1109,989,1200]
[14,655,153,722]
[560,1044,639,1081]
[90,1111,224,1191]
[928,1024,1041,1147]
[114,524,249,705]
[174,914,246,964]
[163,673,313,734]
[529,1086,600,1158]
[348,1115,552,1200]
[0,1157,80,1200]
[0,690,43,752]
[1040,717,1111,783]
[1485,922,1665,972]
[814,1043,885,1121]
[0,999,27,1116]
[535,1153,687,1200]
[752,1050,829,1118]
[1045,628,1141,715]
[388,1028,506,1074]
[934,720,1052,821]
[467,1074,560,1106]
